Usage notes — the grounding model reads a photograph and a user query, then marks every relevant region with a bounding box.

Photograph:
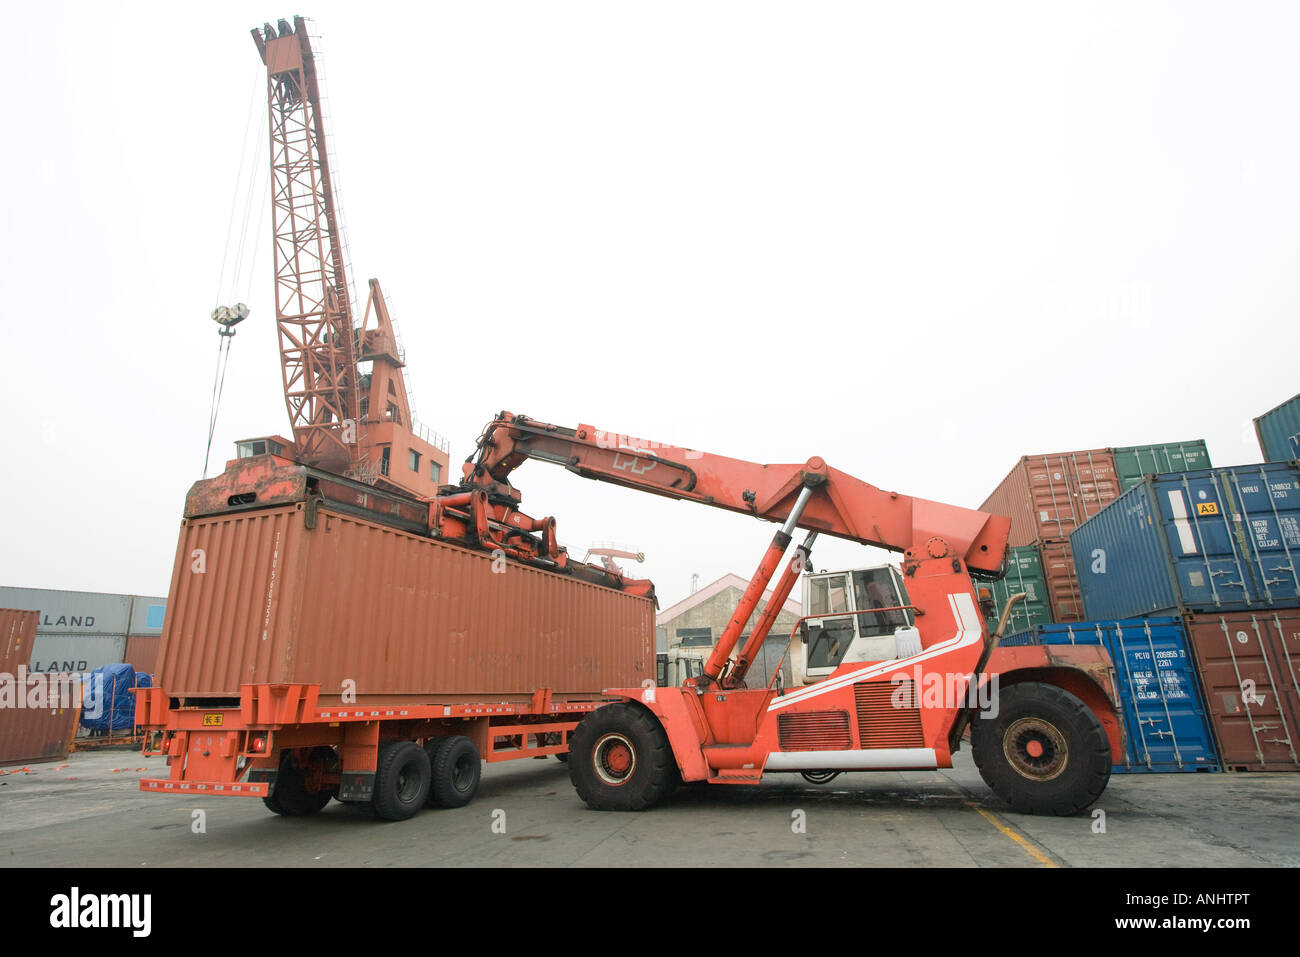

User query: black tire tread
[429,736,481,809]
[972,681,1111,816]
[569,702,678,812]
[372,740,431,821]
[262,748,334,817]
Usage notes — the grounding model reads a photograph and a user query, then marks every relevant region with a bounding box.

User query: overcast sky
[1,2,1296,607]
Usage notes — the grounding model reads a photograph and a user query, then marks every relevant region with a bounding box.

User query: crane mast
[251,17,449,496]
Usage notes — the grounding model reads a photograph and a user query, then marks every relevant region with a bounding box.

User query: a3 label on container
[1196,502,1219,516]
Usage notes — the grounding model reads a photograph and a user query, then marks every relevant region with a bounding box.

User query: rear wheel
[972,682,1111,816]
[262,747,335,817]
[372,741,431,821]
[569,703,677,811]
[429,736,481,809]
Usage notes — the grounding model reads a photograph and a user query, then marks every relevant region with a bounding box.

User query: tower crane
[247,17,449,497]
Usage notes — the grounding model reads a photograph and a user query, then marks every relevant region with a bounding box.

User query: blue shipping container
[999,617,1218,773]
[1254,392,1300,463]
[1070,462,1300,620]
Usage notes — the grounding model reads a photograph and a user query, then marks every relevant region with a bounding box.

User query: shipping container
[980,546,1053,634]
[1182,609,1300,771]
[127,595,167,637]
[0,587,131,636]
[26,634,126,675]
[1039,541,1085,623]
[1071,462,1300,620]
[157,501,654,701]
[124,635,160,675]
[0,675,81,766]
[0,608,38,674]
[980,450,1120,547]
[1111,441,1211,493]
[999,617,1218,772]
[1254,393,1300,464]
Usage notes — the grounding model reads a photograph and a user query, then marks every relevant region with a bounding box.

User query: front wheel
[568,702,678,811]
[971,682,1111,816]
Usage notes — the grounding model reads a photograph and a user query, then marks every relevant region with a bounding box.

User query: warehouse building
[656,574,802,687]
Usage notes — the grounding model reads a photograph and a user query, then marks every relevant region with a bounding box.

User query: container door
[1108,620,1217,772]
[1220,465,1300,607]
[1156,475,1257,610]
[1186,614,1300,770]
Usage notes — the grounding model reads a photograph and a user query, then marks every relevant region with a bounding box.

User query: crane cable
[203,333,236,477]
[204,64,268,476]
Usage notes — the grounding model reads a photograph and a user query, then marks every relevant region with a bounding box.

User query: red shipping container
[1184,609,1300,771]
[0,609,38,674]
[124,636,160,676]
[0,675,81,766]
[1039,541,1085,623]
[981,450,1120,547]
[157,503,655,703]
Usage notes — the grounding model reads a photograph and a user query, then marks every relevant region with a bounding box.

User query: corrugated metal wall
[158,504,654,699]
[0,608,38,674]
[1255,393,1300,463]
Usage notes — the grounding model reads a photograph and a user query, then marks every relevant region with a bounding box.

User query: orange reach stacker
[465,414,1126,816]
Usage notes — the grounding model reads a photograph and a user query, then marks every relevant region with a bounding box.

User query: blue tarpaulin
[80,664,151,733]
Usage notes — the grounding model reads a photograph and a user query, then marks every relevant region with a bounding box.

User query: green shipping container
[983,545,1053,635]
[1110,440,1211,492]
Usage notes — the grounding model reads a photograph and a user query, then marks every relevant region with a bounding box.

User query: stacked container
[0,608,81,766]
[1070,462,1300,619]
[1254,392,1300,463]
[1071,461,1300,771]
[979,449,1121,626]
[124,596,166,676]
[999,616,1219,773]
[1112,441,1212,493]
[979,546,1053,634]
[0,588,166,676]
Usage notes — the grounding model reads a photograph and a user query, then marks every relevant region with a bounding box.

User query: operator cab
[794,565,917,685]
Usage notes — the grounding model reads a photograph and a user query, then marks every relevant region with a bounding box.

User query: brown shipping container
[0,676,81,766]
[980,450,1120,547]
[157,503,655,701]
[1038,541,1085,623]
[124,635,160,676]
[1184,610,1300,771]
[0,608,38,674]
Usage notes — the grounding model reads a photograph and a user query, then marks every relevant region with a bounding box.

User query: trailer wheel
[372,741,431,821]
[569,703,677,811]
[263,748,334,817]
[972,682,1111,816]
[429,736,481,808]
[422,737,450,807]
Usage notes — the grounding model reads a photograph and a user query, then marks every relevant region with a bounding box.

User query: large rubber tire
[428,736,481,808]
[568,702,678,811]
[262,748,335,817]
[422,737,450,807]
[972,682,1111,816]
[372,741,431,821]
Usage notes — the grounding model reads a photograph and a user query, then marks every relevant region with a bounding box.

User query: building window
[409,449,421,472]
[674,627,712,648]
[380,446,391,476]
[430,461,441,484]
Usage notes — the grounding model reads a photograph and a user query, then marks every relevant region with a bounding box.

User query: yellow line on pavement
[965,801,1059,867]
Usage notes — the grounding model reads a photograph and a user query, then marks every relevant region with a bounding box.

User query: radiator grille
[777,710,852,751]
[855,680,925,749]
